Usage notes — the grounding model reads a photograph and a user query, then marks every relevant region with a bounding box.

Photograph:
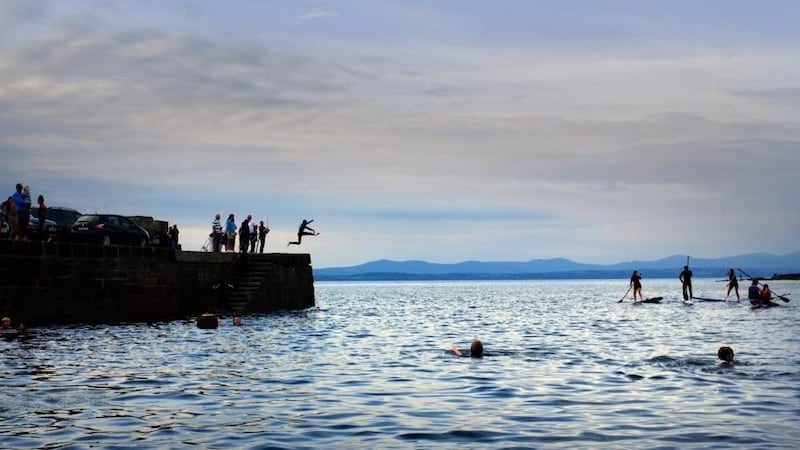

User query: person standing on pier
[211,214,223,252]
[36,195,47,239]
[679,265,693,300]
[12,183,30,241]
[288,219,318,246]
[4,196,17,240]
[239,215,251,253]
[258,221,270,253]
[169,224,180,249]
[249,219,258,253]
[225,213,237,252]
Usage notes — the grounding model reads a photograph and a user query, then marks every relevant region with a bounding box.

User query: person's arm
[451,346,463,356]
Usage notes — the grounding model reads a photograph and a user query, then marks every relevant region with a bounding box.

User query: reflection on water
[1,279,798,449]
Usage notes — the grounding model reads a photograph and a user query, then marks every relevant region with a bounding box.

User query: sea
[1,278,798,449]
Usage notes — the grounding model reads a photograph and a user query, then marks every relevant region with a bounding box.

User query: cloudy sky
[2,0,799,268]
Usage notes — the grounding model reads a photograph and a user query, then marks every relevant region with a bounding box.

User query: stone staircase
[222,255,276,313]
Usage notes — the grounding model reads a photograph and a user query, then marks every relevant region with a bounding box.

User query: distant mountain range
[314,252,800,281]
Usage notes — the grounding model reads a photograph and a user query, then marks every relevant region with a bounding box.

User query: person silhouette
[287,219,319,246]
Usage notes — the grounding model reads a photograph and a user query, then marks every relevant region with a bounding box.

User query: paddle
[617,285,632,303]
[737,268,790,302]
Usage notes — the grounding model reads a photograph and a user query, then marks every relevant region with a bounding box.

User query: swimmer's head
[718,346,734,363]
[232,316,242,326]
[0,317,10,329]
[470,339,484,357]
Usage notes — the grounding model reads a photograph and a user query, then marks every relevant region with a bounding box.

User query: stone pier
[0,240,315,325]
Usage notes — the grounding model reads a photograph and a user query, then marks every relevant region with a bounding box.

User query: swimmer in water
[718,346,734,367]
[451,339,484,358]
[232,316,242,326]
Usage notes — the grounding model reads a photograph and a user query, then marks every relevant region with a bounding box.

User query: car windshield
[75,215,101,224]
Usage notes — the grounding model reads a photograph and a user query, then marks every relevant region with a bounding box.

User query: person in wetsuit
[630,270,643,302]
[725,268,740,302]
[679,265,693,300]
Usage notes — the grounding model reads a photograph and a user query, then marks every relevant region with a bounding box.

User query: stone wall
[0,240,315,325]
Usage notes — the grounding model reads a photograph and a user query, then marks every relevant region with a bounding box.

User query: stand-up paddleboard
[633,297,663,304]
[683,299,694,306]
[692,296,727,302]
[751,302,780,310]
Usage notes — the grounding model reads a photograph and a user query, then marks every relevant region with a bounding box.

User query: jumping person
[630,270,643,302]
[679,265,693,300]
[725,268,740,302]
[287,219,318,246]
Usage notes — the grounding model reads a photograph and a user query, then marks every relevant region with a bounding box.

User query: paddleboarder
[630,270,643,302]
[747,279,762,306]
[760,284,779,307]
[679,265,693,300]
[725,268,740,302]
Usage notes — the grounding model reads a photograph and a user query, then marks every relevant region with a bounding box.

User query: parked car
[30,206,82,241]
[0,215,57,239]
[70,214,150,246]
[27,216,58,240]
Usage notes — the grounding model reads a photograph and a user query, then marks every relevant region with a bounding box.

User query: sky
[1,0,799,268]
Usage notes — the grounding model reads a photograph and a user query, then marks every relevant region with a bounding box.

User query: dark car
[0,214,57,239]
[70,214,150,246]
[30,206,82,241]
[27,215,58,240]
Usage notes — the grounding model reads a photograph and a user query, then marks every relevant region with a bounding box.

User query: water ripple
[1,279,798,448]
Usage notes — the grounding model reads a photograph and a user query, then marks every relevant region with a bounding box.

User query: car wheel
[102,235,111,246]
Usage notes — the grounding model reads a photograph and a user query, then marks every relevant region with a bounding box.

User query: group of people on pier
[1,182,47,241]
[210,213,271,253]
[209,214,319,254]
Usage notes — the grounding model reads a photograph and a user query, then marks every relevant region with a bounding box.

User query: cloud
[296,9,340,22]
[1,1,799,267]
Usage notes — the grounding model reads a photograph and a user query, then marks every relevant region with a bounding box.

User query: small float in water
[196,313,219,329]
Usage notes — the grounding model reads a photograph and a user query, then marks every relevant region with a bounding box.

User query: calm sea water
[1,278,798,449]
